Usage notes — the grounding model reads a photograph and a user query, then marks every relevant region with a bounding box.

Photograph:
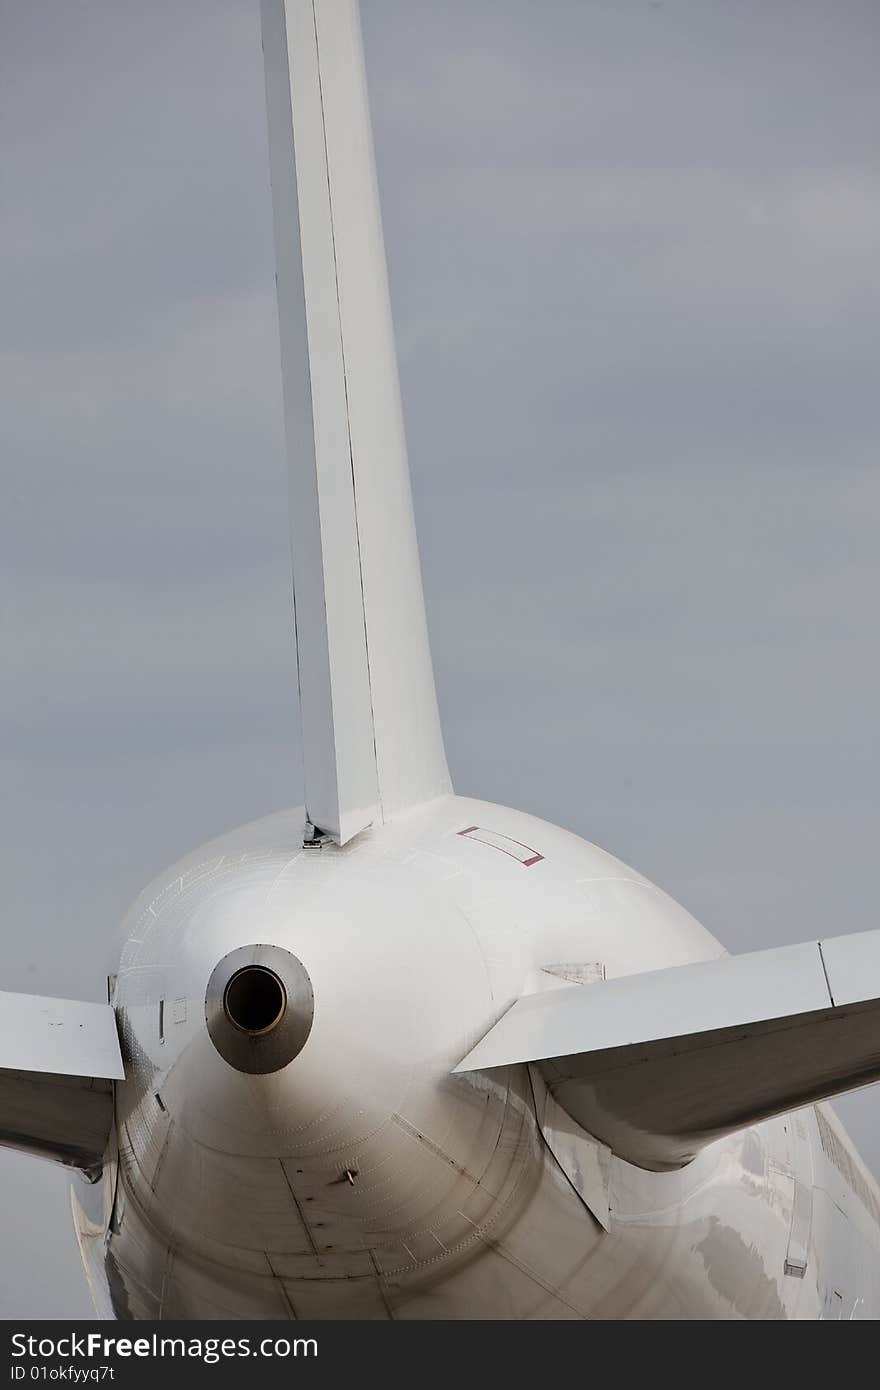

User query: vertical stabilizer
[261,0,451,843]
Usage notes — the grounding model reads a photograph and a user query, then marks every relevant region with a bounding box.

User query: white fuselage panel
[71,797,880,1319]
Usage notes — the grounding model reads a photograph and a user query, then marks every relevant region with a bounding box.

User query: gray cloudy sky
[2,0,879,1317]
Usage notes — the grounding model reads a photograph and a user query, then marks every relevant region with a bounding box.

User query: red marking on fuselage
[456,825,545,867]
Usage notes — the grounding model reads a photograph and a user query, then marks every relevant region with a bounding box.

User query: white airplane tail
[261,0,451,844]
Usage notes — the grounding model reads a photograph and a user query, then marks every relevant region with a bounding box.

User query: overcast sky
[2,0,879,1318]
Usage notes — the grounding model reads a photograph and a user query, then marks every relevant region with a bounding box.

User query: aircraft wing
[0,990,124,1175]
[455,928,880,1170]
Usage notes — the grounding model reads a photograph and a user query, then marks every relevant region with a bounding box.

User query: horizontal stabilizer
[455,929,880,1170]
[0,991,124,1174]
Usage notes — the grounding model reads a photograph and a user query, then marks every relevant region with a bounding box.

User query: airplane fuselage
[6,0,879,1324]
[71,797,880,1319]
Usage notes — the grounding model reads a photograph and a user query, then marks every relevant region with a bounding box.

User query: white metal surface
[4,0,880,1323]
[70,800,880,1318]
[454,930,880,1169]
[0,992,121,1172]
[261,0,450,842]
[530,1064,611,1231]
[821,928,880,1007]
[0,990,123,1080]
[454,938,839,1071]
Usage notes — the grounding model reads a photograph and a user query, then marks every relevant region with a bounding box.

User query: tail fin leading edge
[261,0,451,843]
